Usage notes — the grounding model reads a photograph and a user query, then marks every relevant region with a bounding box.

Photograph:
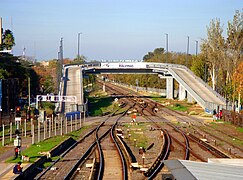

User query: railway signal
[14,107,22,154]
[15,106,21,117]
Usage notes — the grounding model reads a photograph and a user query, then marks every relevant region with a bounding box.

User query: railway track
[35,105,130,180]
[36,115,112,179]
[94,81,241,178]
[141,96,231,160]
[142,115,170,179]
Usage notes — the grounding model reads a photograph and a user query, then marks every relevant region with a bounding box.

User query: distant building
[40,61,49,67]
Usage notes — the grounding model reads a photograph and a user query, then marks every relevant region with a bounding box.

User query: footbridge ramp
[60,65,83,113]
[168,66,226,111]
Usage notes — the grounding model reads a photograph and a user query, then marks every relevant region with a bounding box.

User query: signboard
[36,95,76,103]
[101,62,147,69]
[14,139,21,147]
[15,117,21,122]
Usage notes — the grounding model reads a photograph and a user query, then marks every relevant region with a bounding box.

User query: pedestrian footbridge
[61,62,229,113]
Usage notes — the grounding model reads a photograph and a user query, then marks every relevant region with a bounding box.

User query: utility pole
[186,36,189,67]
[165,33,168,63]
[77,33,82,61]
[57,38,63,93]
[195,40,198,56]
[60,38,63,67]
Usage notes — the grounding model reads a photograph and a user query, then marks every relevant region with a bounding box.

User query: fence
[1,112,86,147]
[222,109,243,128]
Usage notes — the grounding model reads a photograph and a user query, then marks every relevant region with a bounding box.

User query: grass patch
[7,135,68,163]
[88,96,115,116]
[151,96,166,103]
[236,127,243,133]
[6,125,91,163]
[69,125,91,140]
[210,121,231,126]
[167,103,188,112]
[88,95,120,116]
[124,122,149,148]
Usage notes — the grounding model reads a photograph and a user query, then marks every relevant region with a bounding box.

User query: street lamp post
[186,36,190,66]
[195,40,198,56]
[165,33,168,63]
[77,33,82,61]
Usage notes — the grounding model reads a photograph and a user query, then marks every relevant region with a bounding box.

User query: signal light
[16,106,21,117]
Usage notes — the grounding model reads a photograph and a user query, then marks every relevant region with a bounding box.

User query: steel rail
[110,110,129,180]
[142,116,171,178]
[64,128,111,180]
[35,126,97,180]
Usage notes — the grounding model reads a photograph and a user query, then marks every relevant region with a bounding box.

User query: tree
[227,10,243,73]
[233,60,243,110]
[72,55,86,65]
[201,18,225,90]
[0,68,9,79]
[143,48,166,63]
[190,55,206,80]
[1,29,15,50]
[226,10,243,103]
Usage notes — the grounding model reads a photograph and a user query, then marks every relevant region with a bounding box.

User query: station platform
[0,135,31,179]
[0,162,30,180]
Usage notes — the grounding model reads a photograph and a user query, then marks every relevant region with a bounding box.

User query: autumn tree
[226,10,243,103]
[201,18,225,91]
[233,60,243,110]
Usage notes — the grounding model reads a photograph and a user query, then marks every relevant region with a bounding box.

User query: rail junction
[2,61,243,180]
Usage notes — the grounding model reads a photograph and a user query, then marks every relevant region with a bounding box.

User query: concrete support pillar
[80,67,84,105]
[179,84,186,100]
[187,93,194,103]
[166,77,174,99]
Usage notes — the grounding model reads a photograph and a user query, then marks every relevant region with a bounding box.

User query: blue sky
[0,0,242,61]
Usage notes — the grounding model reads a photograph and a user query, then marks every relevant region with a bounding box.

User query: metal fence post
[60,117,63,135]
[38,119,40,143]
[44,120,46,140]
[65,117,68,134]
[24,119,27,137]
[2,124,4,146]
[75,114,78,130]
[54,116,57,136]
[10,122,12,142]
[49,119,51,138]
[80,112,82,128]
[31,119,34,144]
[71,116,73,132]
